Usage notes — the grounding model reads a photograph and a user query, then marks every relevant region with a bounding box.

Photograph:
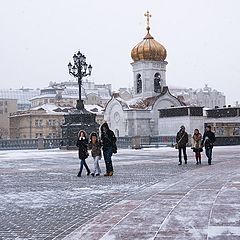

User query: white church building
[104,12,184,137]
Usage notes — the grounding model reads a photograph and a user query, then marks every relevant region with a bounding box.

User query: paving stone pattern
[0,147,240,239]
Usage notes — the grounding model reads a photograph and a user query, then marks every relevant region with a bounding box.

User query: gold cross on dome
[144,11,152,29]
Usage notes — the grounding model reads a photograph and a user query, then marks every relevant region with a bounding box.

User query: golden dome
[131,11,167,62]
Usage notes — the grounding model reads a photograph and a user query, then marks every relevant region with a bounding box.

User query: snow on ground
[0,146,240,239]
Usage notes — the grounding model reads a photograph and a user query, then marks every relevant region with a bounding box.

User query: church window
[136,74,142,94]
[154,73,161,93]
[115,129,119,137]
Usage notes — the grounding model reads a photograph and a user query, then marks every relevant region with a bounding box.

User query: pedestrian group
[176,125,216,166]
[76,122,216,178]
[76,122,117,177]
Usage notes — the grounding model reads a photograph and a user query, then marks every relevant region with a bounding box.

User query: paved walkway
[64,147,240,240]
[0,147,240,239]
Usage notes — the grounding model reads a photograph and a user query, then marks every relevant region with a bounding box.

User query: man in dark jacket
[100,122,117,176]
[176,125,189,165]
[202,125,216,165]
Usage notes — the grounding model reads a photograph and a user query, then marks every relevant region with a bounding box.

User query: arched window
[115,129,119,137]
[136,74,142,94]
[154,73,161,93]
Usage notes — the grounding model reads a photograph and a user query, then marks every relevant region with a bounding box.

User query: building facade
[9,105,66,139]
[205,107,240,137]
[170,84,226,108]
[0,88,40,110]
[158,107,205,136]
[33,80,112,108]
[9,103,104,140]
[0,98,17,139]
[9,78,107,139]
[157,106,240,139]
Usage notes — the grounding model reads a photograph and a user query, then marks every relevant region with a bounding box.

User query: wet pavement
[0,146,240,239]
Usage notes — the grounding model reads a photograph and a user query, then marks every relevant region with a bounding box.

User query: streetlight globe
[88,64,93,75]
[68,62,72,71]
[73,54,78,63]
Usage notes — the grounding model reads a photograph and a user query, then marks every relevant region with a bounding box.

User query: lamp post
[61,51,98,149]
[68,51,92,110]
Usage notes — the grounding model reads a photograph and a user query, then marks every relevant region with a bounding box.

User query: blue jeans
[103,147,113,173]
[205,148,213,164]
[79,159,90,176]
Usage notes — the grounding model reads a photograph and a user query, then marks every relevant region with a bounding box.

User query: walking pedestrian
[192,129,203,165]
[100,122,117,176]
[176,125,189,165]
[76,130,90,177]
[88,132,102,177]
[202,125,216,165]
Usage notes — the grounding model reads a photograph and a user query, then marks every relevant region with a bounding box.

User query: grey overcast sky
[0,0,240,104]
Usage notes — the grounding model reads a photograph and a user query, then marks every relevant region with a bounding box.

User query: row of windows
[35,133,58,138]
[0,108,8,114]
[136,72,162,94]
[33,99,74,105]
[0,101,8,106]
[35,119,64,127]
[198,100,221,106]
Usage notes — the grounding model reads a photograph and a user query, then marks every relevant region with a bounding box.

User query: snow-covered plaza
[0,146,240,239]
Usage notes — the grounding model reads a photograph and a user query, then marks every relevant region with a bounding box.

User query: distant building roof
[0,89,40,106]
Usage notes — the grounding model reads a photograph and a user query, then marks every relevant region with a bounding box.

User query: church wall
[132,60,167,98]
[151,94,183,136]
[104,100,127,137]
[158,116,204,136]
[125,110,152,137]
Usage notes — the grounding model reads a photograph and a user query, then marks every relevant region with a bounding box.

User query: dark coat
[202,131,216,149]
[101,130,116,150]
[176,130,188,148]
[76,137,89,160]
[100,122,117,153]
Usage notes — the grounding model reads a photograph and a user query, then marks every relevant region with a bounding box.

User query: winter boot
[104,173,109,176]
[109,171,113,176]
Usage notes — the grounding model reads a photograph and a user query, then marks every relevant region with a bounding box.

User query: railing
[0,138,62,150]
[117,136,176,149]
[0,139,38,150]
[0,136,240,151]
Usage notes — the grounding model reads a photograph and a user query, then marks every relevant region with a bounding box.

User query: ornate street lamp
[61,51,98,149]
[68,51,92,110]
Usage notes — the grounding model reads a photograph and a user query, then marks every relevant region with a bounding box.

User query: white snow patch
[208,226,240,237]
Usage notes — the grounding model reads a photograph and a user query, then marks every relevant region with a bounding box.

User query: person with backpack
[202,125,216,165]
[100,122,117,176]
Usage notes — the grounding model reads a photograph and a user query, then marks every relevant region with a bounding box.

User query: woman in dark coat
[202,125,216,165]
[76,130,90,177]
[100,122,117,176]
